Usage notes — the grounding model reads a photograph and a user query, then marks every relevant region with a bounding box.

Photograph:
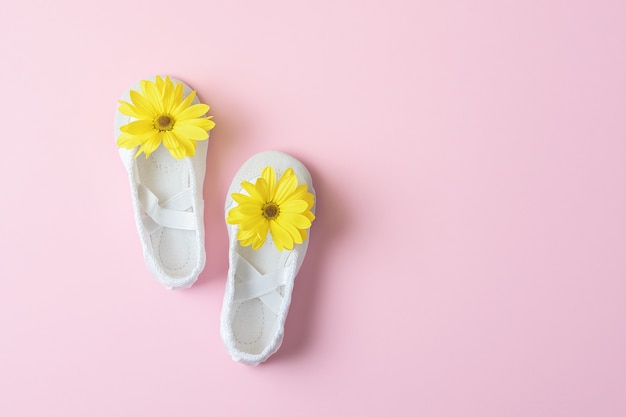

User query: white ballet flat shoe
[221,151,316,365]
[114,75,214,289]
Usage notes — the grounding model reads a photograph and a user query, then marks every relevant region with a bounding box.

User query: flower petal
[279,199,308,214]
[161,77,176,112]
[251,222,269,250]
[240,214,265,232]
[130,89,158,116]
[279,212,311,229]
[276,216,304,244]
[171,131,196,157]
[176,117,215,131]
[120,119,154,135]
[236,203,262,216]
[261,166,277,201]
[135,134,162,158]
[237,219,265,240]
[241,181,266,203]
[173,123,209,141]
[172,90,197,116]
[284,184,311,203]
[303,210,316,222]
[162,131,185,159]
[118,100,147,119]
[173,81,184,108]
[141,80,163,113]
[177,103,209,120]
[275,168,298,205]
[227,207,248,224]
[232,192,257,205]
[117,134,142,149]
[117,130,156,149]
[269,220,294,251]
[254,178,270,202]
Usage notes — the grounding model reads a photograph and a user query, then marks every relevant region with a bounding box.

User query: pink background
[1,0,625,416]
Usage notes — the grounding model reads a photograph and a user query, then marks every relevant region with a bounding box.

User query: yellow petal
[130,89,158,116]
[254,178,270,201]
[252,221,270,249]
[284,184,311,203]
[172,90,197,115]
[279,212,311,229]
[141,80,163,113]
[237,228,252,241]
[232,209,271,249]
[118,101,145,119]
[232,192,257,205]
[177,103,209,120]
[226,209,246,224]
[146,134,163,156]
[269,220,293,251]
[173,82,184,108]
[116,133,143,149]
[177,135,197,157]
[120,119,154,135]
[236,203,263,216]
[163,132,186,159]
[135,134,162,158]
[261,166,277,201]
[241,181,266,203]
[162,77,175,111]
[275,169,298,205]
[172,148,185,159]
[173,124,209,141]
[117,130,156,149]
[167,131,196,157]
[279,199,308,214]
[303,210,316,222]
[276,216,304,244]
[251,238,265,250]
[176,117,215,132]
[240,214,265,231]
[237,225,258,239]
[241,236,258,248]
[238,220,267,243]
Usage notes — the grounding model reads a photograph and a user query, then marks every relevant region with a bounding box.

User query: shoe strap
[138,184,195,233]
[233,253,288,314]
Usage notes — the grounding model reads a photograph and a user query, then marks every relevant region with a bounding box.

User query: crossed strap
[138,184,195,234]
[233,253,288,315]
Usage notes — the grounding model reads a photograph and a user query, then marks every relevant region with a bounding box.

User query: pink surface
[1,0,625,416]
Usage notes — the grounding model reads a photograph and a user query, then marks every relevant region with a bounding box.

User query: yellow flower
[117,75,215,159]
[227,167,316,251]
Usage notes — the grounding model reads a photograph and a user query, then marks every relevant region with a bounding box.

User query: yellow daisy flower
[227,167,316,251]
[117,75,215,159]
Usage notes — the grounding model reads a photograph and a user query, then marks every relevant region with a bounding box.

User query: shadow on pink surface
[196,105,248,288]
[270,160,349,363]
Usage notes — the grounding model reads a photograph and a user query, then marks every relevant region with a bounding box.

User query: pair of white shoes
[114,76,316,366]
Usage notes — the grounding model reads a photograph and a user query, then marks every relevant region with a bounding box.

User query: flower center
[155,114,175,131]
[262,202,280,220]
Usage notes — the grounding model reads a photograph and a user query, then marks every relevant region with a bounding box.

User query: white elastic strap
[258,291,283,316]
[138,184,195,233]
[234,254,286,314]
